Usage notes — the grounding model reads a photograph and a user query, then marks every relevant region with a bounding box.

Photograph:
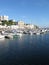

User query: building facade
[24,24,39,29]
[17,21,25,29]
[0,15,8,21]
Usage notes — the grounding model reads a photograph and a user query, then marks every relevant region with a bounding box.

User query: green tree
[2,20,8,25]
[8,20,14,25]
[1,20,16,26]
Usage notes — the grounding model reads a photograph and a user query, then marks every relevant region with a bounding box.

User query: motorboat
[16,32,22,36]
[0,34,5,39]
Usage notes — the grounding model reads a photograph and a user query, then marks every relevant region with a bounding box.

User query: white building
[0,15,8,21]
[25,24,38,29]
[17,20,25,29]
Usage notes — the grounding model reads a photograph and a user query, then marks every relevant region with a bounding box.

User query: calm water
[0,33,49,64]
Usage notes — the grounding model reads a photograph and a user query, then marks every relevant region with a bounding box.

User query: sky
[0,0,49,27]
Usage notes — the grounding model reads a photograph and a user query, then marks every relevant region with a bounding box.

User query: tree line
[1,20,16,25]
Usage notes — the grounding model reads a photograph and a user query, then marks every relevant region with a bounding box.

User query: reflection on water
[0,34,49,64]
[0,38,5,42]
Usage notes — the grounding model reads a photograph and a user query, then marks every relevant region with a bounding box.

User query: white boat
[42,29,45,33]
[36,32,40,35]
[8,33,16,36]
[29,31,33,35]
[8,34,13,38]
[5,34,13,39]
[16,33,22,36]
[16,30,23,36]
[0,35,5,39]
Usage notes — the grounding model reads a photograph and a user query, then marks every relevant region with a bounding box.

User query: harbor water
[0,33,49,64]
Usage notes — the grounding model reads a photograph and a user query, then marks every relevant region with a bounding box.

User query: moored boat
[0,34,5,39]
